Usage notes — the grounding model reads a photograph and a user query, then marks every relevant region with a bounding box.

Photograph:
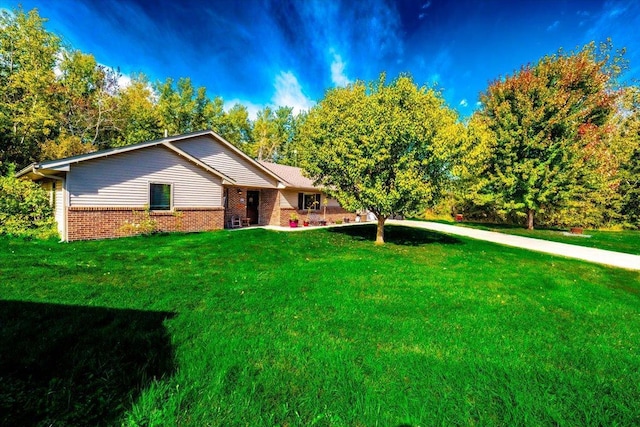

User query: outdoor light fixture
[237,189,243,195]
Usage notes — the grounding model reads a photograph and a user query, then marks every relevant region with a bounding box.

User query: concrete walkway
[388,219,640,271]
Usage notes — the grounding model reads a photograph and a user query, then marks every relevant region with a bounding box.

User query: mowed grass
[1,225,639,426]
[428,219,640,255]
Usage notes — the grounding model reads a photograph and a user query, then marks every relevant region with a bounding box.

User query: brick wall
[225,188,245,226]
[67,207,224,241]
[225,187,280,227]
[279,207,358,227]
[260,189,280,226]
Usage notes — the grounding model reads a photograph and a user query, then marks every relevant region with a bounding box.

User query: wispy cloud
[224,99,263,120]
[271,71,315,114]
[547,20,560,31]
[582,0,640,83]
[459,99,468,107]
[330,51,351,87]
[285,1,404,82]
[419,0,431,19]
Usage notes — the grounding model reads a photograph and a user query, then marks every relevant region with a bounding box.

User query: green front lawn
[1,226,639,426]
[428,219,640,255]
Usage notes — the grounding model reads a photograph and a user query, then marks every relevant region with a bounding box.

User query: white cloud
[117,74,132,89]
[271,71,315,114]
[547,20,560,31]
[330,51,351,87]
[459,99,468,107]
[224,99,263,120]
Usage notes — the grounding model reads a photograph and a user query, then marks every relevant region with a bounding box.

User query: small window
[51,181,56,210]
[150,183,172,210]
[298,193,321,210]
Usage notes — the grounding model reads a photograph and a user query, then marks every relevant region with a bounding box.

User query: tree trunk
[527,209,535,230]
[376,216,386,245]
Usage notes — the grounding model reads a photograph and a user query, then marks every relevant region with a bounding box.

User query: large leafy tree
[217,103,252,149]
[112,74,161,147]
[41,50,121,159]
[476,42,621,229]
[250,106,297,162]
[0,8,60,171]
[616,86,640,227]
[299,74,461,244]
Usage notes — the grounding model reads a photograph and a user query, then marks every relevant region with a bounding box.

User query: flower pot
[289,220,298,228]
[303,221,310,227]
[319,220,327,226]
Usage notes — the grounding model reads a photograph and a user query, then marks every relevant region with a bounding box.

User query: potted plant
[319,197,328,226]
[289,213,299,228]
[304,200,318,226]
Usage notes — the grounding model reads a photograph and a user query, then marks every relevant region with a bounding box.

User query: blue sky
[3,0,639,118]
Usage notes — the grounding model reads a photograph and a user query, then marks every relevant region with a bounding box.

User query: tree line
[299,42,639,240]
[0,8,303,174]
[1,7,639,241]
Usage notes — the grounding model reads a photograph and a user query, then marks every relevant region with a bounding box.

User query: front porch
[223,187,280,228]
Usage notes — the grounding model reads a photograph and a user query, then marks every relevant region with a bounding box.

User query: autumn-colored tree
[616,86,640,228]
[299,74,461,244]
[476,42,621,229]
[0,8,60,171]
[50,50,120,155]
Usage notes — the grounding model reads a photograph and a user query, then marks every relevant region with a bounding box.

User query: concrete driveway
[388,220,640,271]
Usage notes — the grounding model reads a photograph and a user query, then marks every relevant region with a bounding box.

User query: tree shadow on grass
[330,224,463,246]
[0,300,175,426]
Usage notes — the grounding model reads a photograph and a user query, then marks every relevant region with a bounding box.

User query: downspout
[33,170,67,242]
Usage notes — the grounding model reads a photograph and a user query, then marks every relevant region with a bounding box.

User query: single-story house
[16,130,356,241]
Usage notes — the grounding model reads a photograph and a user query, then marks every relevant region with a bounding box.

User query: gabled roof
[16,130,287,187]
[258,161,319,191]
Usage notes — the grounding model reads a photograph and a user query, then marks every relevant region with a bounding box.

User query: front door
[246,191,260,225]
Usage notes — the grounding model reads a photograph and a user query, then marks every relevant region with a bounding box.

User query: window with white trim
[150,183,172,210]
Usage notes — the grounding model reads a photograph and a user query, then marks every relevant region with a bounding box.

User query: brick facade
[66,192,356,240]
[67,207,225,241]
[224,187,280,227]
[260,189,280,226]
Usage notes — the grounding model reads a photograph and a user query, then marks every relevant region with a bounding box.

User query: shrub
[0,171,58,239]
[118,207,158,236]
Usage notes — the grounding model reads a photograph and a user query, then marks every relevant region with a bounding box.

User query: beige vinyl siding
[40,180,66,238]
[55,179,65,238]
[280,190,340,208]
[174,136,278,188]
[280,190,299,208]
[68,146,222,207]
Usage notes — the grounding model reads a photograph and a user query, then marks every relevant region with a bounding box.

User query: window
[150,183,172,210]
[298,193,321,210]
[51,181,56,210]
